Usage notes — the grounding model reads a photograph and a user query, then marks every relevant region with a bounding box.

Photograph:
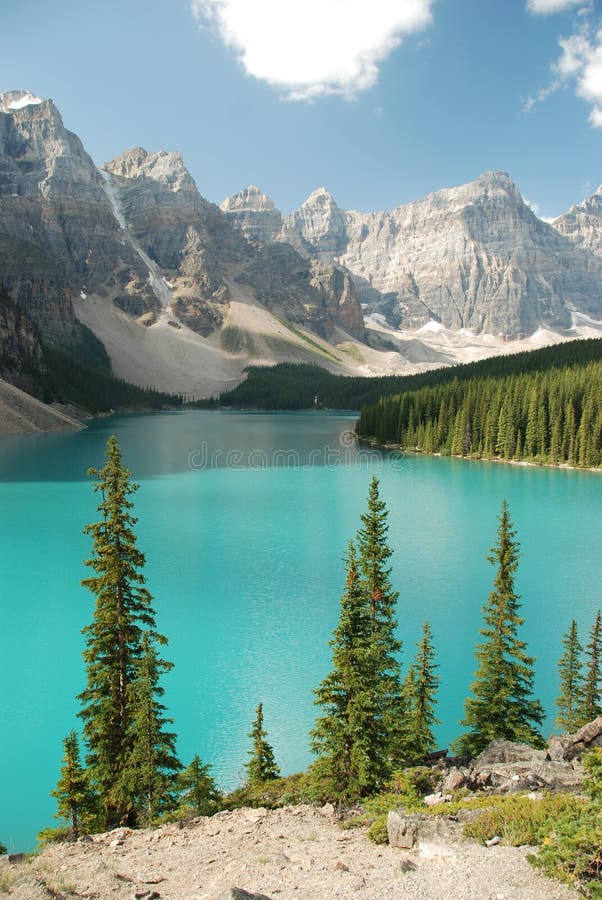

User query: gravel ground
[1,804,581,900]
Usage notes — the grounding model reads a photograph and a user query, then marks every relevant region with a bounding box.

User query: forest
[214,338,602,412]
[356,352,602,467]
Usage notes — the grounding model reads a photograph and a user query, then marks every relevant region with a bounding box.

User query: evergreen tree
[555,620,585,733]
[581,610,602,723]
[356,475,403,762]
[455,501,544,756]
[245,703,280,786]
[78,435,169,827]
[177,755,221,816]
[401,621,440,763]
[51,731,96,839]
[311,542,385,799]
[122,634,181,826]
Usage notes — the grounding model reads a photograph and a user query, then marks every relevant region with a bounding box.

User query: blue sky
[2,0,601,217]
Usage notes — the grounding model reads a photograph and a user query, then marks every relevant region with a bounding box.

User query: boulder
[387,812,464,857]
[547,718,602,761]
[474,740,547,767]
[441,767,469,793]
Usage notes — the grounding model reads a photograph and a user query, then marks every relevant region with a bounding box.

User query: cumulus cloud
[524,0,602,128]
[527,0,584,14]
[191,0,433,100]
[555,28,602,126]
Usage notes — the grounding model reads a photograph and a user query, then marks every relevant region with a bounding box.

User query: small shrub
[222,771,319,810]
[37,825,73,846]
[367,814,389,844]
[464,794,586,846]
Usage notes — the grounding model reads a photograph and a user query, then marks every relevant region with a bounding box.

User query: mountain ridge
[1,89,602,401]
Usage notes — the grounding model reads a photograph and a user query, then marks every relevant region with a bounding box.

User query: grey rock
[387,811,464,853]
[572,716,602,749]
[474,739,546,767]
[219,889,273,900]
[441,767,469,793]
[470,738,584,793]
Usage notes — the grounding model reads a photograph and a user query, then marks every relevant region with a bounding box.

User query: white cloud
[555,28,602,127]
[527,0,585,14]
[525,198,559,222]
[191,0,433,100]
[524,198,541,215]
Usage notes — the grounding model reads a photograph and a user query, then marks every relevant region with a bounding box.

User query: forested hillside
[215,339,602,413]
[356,347,602,467]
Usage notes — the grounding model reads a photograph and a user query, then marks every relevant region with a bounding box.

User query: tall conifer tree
[581,610,602,723]
[245,703,280,786]
[356,476,403,759]
[401,621,440,763]
[312,542,385,798]
[79,435,171,827]
[122,634,181,826]
[555,620,584,733]
[456,501,544,756]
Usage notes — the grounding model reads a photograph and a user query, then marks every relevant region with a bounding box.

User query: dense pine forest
[212,338,602,412]
[356,344,602,468]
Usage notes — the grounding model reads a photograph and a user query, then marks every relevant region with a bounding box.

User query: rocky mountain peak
[553,183,602,255]
[0,90,45,113]
[301,186,337,208]
[103,147,195,193]
[287,187,348,258]
[220,185,278,214]
[220,185,283,244]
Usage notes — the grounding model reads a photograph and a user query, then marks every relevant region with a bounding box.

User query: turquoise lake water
[0,410,600,851]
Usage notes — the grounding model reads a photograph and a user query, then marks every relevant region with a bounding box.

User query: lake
[0,410,600,851]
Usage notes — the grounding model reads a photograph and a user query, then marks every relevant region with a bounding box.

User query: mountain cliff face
[0,91,155,335]
[0,90,366,371]
[223,172,602,337]
[553,186,602,259]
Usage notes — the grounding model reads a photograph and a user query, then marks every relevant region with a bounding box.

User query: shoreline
[359,438,602,474]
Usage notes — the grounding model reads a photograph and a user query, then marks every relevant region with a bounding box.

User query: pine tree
[311,542,385,799]
[455,501,544,756]
[356,475,403,763]
[401,621,440,764]
[177,755,221,816]
[555,620,585,733]
[122,634,181,826]
[245,703,280,786]
[51,731,96,839]
[581,610,602,723]
[78,435,169,827]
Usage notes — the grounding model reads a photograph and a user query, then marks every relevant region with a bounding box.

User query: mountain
[553,186,602,258]
[0,91,371,396]
[2,89,602,406]
[223,172,602,337]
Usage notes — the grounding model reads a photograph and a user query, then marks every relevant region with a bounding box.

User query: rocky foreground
[1,803,580,900]
[4,721,601,899]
